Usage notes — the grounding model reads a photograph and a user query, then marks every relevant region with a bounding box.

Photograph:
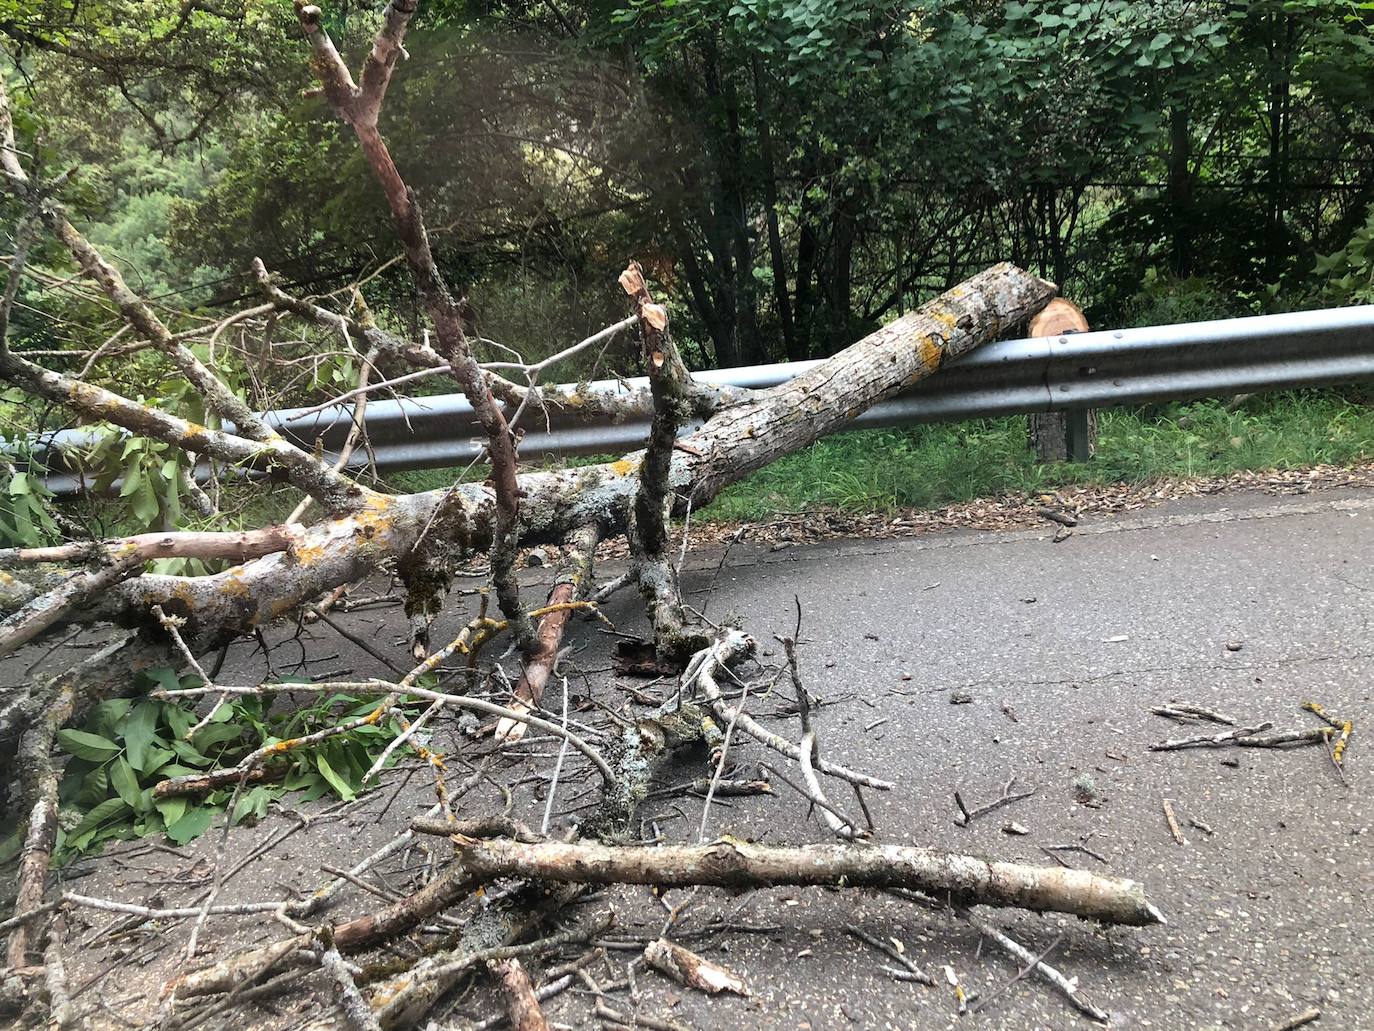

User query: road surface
[39,486,1374,1030]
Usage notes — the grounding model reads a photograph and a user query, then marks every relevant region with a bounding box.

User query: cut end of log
[642,303,668,331]
[1028,297,1089,338]
[618,264,646,297]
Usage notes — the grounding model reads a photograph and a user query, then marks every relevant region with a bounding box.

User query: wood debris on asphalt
[1162,799,1187,846]
[953,776,1036,827]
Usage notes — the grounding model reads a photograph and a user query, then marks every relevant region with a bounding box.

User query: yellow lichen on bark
[917,333,944,372]
[219,572,251,598]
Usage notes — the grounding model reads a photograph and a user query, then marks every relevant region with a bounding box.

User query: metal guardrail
[21,303,1374,494]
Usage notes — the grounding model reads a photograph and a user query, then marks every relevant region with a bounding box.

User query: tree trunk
[1168,102,1194,278]
[750,55,797,361]
[2,264,1055,644]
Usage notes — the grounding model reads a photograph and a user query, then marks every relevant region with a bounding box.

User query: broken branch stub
[644,938,750,996]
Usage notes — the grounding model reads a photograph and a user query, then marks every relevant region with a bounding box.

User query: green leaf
[142,667,181,695]
[133,814,166,837]
[87,699,132,740]
[166,806,215,845]
[314,753,355,801]
[163,703,195,740]
[155,797,187,828]
[66,829,97,853]
[170,740,211,767]
[129,475,160,523]
[118,464,144,498]
[79,763,110,807]
[124,701,161,772]
[68,797,131,840]
[56,729,121,762]
[142,745,175,775]
[110,757,141,808]
[191,723,244,750]
[232,786,271,826]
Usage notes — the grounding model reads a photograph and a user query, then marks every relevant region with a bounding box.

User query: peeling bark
[488,958,551,1031]
[497,522,602,741]
[644,938,749,996]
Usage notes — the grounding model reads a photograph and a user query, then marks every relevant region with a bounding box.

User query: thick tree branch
[620,262,700,658]
[496,522,603,743]
[0,266,1054,641]
[0,553,145,658]
[296,0,532,651]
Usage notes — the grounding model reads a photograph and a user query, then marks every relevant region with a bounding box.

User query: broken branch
[446,837,1165,925]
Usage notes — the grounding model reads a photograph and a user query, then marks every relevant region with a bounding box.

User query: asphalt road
[41,487,1374,1030]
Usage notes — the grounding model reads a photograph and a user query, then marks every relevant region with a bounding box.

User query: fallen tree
[0,4,1160,1027]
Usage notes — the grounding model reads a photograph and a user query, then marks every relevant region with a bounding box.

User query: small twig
[845,927,934,986]
[468,974,573,1031]
[1187,816,1215,837]
[962,912,1109,1023]
[1044,833,1109,865]
[943,964,975,1014]
[362,696,444,783]
[541,677,571,836]
[1162,799,1186,846]
[970,932,1063,1015]
[1236,727,1334,749]
[1274,1007,1322,1031]
[1036,506,1077,527]
[1151,702,1236,725]
[697,681,747,843]
[798,731,861,839]
[953,776,1035,826]
[756,761,861,834]
[1150,722,1273,750]
[317,936,381,1031]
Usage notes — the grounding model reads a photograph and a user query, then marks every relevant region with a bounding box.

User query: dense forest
[3,0,1374,542]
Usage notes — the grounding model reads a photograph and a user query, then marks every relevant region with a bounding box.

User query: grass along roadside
[696,391,1374,522]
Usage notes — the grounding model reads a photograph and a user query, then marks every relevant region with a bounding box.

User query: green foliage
[0,446,61,548]
[1117,273,1258,330]
[1314,203,1374,304]
[42,668,421,860]
[0,1,304,147]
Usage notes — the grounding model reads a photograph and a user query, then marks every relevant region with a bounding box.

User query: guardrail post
[1065,409,1094,462]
